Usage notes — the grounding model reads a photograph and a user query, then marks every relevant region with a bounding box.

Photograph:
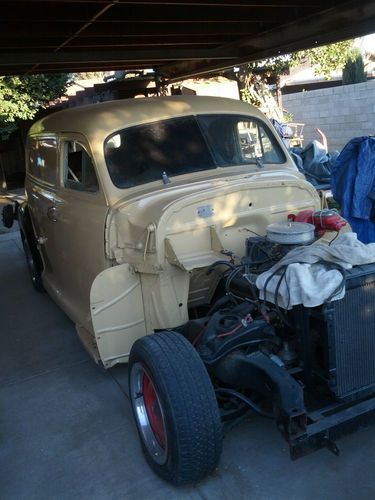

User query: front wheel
[128,331,222,485]
[2,204,14,228]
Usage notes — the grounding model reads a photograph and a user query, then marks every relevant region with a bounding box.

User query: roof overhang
[0,0,374,79]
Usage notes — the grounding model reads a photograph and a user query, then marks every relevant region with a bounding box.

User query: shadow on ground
[1,231,375,500]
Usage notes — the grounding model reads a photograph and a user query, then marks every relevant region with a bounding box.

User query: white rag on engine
[256,232,375,309]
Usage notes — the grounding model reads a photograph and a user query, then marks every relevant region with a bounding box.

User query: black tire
[20,231,45,293]
[2,204,14,228]
[128,331,222,485]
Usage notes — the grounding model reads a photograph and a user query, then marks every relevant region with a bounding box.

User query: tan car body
[26,96,321,367]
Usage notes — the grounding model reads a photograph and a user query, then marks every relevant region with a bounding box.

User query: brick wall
[283,80,375,152]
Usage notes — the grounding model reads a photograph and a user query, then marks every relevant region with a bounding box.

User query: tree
[291,40,354,79]
[235,40,355,119]
[0,73,72,138]
[342,49,367,85]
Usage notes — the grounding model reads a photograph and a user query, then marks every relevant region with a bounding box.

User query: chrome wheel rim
[130,362,168,465]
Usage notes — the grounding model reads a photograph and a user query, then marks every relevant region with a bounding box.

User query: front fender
[90,263,147,368]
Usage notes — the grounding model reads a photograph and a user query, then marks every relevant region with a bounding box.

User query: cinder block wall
[283,80,375,152]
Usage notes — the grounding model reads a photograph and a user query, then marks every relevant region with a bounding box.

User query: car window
[104,114,285,189]
[28,137,57,186]
[63,141,99,192]
[104,116,216,188]
[198,115,285,167]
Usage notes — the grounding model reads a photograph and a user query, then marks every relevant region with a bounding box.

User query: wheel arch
[18,202,44,274]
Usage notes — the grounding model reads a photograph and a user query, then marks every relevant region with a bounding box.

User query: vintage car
[19,96,375,485]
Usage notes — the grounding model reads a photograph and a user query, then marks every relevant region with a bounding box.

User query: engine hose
[203,338,272,365]
[206,295,236,317]
[206,260,236,275]
[215,387,273,419]
[225,265,258,304]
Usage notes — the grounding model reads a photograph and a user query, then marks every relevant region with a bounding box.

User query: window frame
[60,138,100,194]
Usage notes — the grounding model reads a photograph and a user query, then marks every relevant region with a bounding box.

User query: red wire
[217,322,243,338]
[193,314,252,344]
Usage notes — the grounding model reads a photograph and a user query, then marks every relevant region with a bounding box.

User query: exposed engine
[180,210,375,458]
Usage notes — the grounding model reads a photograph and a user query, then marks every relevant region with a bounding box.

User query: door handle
[47,206,58,222]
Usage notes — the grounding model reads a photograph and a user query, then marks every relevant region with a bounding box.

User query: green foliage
[74,71,108,80]
[290,40,354,79]
[283,111,294,123]
[242,41,354,83]
[0,73,72,138]
[248,56,290,78]
[237,70,284,121]
[342,49,367,85]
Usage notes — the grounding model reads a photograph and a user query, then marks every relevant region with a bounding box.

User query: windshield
[104,114,285,188]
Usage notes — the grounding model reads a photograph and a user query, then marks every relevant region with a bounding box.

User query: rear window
[104,114,285,188]
[105,116,215,188]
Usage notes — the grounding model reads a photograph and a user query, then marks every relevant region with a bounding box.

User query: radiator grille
[329,270,375,399]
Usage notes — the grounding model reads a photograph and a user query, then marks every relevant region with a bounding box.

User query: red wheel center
[142,372,166,448]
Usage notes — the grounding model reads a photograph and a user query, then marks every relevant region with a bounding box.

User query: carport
[1,1,375,78]
[1,1,375,499]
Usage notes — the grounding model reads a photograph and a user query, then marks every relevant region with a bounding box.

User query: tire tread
[129,331,222,485]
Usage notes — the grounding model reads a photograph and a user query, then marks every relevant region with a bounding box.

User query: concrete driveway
[1,229,375,500]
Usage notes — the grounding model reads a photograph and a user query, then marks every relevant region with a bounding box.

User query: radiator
[294,263,375,401]
[324,264,375,399]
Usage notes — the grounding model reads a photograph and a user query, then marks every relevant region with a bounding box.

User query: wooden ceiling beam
[0,22,264,38]
[0,0,372,77]
[5,1,332,6]
[161,0,375,80]
[0,47,235,68]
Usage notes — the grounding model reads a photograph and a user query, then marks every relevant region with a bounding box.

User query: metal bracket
[212,350,307,438]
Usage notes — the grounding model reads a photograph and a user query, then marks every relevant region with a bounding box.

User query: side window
[28,137,57,186]
[63,141,99,192]
[237,121,284,164]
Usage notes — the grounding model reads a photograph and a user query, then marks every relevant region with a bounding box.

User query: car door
[49,134,109,330]
[26,136,64,287]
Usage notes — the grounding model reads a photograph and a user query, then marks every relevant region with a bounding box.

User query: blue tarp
[290,141,338,189]
[331,136,375,243]
[270,119,338,188]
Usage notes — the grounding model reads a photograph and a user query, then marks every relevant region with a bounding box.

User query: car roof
[28,95,266,142]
